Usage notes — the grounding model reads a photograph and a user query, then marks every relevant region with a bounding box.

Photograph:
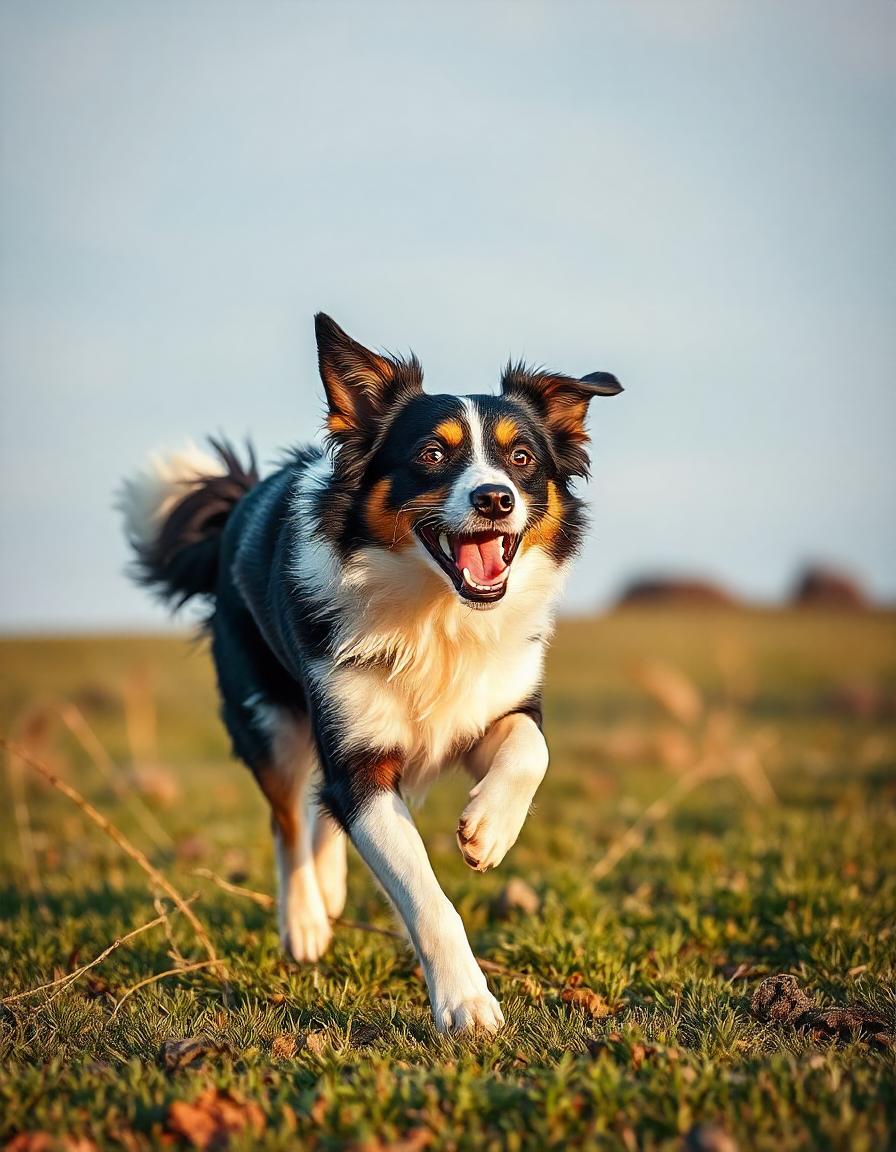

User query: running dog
[119,313,621,1032]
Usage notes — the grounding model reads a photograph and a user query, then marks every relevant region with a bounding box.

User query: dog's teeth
[462,566,473,586]
[439,533,452,559]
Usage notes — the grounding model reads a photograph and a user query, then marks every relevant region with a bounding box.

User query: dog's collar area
[415,525,521,603]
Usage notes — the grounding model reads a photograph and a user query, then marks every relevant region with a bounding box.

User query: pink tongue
[454,535,506,583]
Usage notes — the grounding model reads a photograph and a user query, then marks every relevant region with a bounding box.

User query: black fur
[128,438,259,608]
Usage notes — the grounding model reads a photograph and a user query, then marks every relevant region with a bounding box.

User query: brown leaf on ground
[349,1021,382,1048]
[751,974,892,1048]
[166,1088,265,1150]
[271,1032,298,1060]
[160,1037,226,1072]
[302,1029,330,1056]
[560,985,615,1019]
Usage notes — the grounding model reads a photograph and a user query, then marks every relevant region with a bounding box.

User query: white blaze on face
[439,398,528,536]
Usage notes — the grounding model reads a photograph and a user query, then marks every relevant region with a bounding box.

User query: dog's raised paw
[456,780,532,871]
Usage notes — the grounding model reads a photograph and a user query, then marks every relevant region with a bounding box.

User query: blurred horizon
[1,0,894,633]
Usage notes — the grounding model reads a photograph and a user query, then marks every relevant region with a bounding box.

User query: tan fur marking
[327,413,353,434]
[256,763,298,843]
[356,749,404,792]
[434,419,464,447]
[365,478,413,549]
[494,416,519,447]
[522,480,565,554]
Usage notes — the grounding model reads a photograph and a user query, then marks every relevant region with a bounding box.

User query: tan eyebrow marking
[434,419,464,447]
[494,416,519,447]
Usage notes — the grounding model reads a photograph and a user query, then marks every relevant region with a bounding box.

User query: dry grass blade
[194,866,407,940]
[0,737,224,978]
[54,700,175,851]
[4,737,45,909]
[193,867,274,908]
[111,959,222,1018]
[591,760,716,881]
[2,898,195,1004]
[632,660,703,725]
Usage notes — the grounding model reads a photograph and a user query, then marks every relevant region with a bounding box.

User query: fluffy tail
[118,438,259,608]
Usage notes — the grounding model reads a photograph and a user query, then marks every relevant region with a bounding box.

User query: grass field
[1,610,895,1150]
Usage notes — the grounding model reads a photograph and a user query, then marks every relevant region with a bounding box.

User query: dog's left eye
[511,447,534,468]
[417,444,445,466]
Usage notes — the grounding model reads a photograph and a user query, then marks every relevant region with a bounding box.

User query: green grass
[1,610,895,1150]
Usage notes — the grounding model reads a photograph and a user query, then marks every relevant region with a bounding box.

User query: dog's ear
[501,363,622,478]
[315,313,422,478]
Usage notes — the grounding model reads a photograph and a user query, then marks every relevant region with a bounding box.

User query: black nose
[470,484,515,520]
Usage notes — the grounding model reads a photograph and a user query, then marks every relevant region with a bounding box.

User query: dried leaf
[271,1033,298,1060]
[751,974,892,1048]
[560,985,614,1019]
[349,1021,381,1048]
[161,1037,225,1072]
[166,1088,265,1150]
[302,1029,330,1056]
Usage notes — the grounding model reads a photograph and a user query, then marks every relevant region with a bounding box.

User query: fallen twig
[193,867,273,908]
[0,737,224,978]
[111,959,222,1018]
[2,897,195,1005]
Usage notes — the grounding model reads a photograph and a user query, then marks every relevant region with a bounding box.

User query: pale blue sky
[1,0,894,630]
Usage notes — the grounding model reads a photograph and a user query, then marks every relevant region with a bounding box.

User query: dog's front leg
[457,711,549,872]
[353,787,504,1032]
[323,744,503,1033]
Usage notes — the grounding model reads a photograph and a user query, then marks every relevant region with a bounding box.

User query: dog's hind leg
[311,807,347,920]
[255,712,333,962]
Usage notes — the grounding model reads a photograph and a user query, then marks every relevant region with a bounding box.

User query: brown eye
[511,446,534,468]
[417,444,445,466]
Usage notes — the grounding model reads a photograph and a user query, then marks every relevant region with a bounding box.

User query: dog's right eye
[417,444,445,466]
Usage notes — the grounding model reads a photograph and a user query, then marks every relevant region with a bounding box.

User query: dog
[119,313,621,1032]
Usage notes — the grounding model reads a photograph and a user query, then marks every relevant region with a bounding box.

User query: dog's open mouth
[415,526,522,603]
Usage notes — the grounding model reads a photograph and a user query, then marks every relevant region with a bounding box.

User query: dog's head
[316,313,621,608]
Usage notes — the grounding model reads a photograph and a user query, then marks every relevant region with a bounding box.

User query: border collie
[119,314,621,1032]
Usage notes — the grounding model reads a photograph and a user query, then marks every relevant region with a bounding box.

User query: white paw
[456,776,534,872]
[316,866,347,921]
[434,990,505,1034]
[280,884,332,963]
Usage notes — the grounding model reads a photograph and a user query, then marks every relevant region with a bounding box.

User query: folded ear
[315,313,423,477]
[501,362,622,479]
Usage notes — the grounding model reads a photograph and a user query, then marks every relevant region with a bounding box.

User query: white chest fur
[308,544,564,790]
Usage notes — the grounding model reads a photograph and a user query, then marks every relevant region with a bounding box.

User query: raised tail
[118,438,259,608]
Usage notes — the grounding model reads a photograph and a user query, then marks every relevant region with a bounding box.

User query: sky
[1,0,894,631]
